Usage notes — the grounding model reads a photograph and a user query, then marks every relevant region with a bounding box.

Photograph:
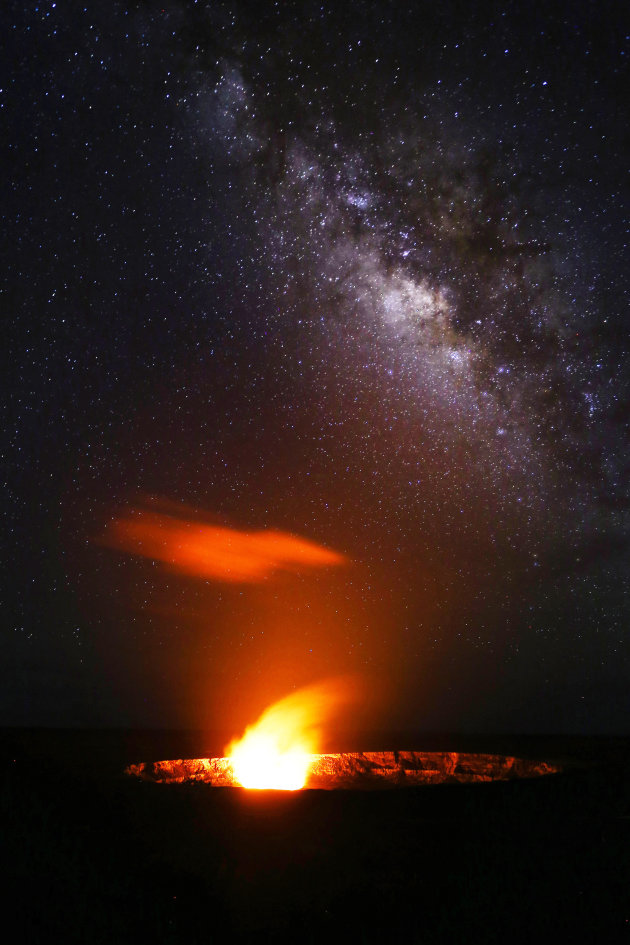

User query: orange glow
[102,507,347,583]
[127,752,564,789]
[226,678,359,790]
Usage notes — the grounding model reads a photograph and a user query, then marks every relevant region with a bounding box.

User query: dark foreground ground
[3,730,629,944]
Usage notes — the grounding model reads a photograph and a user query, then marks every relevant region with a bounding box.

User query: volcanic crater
[126,750,562,789]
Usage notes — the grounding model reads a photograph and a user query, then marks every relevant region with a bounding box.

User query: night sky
[3,0,629,736]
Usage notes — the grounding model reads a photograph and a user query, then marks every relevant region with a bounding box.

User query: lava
[225,678,359,790]
[229,736,313,791]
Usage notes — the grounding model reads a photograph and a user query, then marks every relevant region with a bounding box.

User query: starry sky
[3,0,629,735]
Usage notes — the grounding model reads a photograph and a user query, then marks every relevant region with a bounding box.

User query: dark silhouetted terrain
[3,730,629,943]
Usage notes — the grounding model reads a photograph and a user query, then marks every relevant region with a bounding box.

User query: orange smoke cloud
[102,507,347,583]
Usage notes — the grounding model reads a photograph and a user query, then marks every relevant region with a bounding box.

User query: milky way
[2,0,628,732]
[176,5,629,589]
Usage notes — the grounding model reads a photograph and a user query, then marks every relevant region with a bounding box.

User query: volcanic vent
[126,750,561,789]
[126,679,561,790]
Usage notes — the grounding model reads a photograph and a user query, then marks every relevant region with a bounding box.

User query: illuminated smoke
[226,676,361,789]
[102,507,347,583]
